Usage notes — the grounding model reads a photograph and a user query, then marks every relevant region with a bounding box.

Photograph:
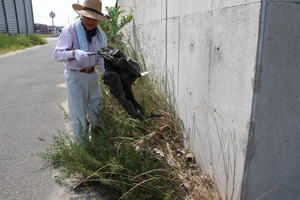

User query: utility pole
[49,11,56,35]
[77,0,80,16]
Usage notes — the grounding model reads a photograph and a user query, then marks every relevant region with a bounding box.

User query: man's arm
[53,27,75,62]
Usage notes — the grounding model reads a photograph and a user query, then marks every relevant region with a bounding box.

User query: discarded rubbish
[186,152,195,162]
[135,145,141,152]
[153,148,177,167]
[140,71,149,76]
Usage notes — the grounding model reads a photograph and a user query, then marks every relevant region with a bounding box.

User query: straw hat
[72,0,111,21]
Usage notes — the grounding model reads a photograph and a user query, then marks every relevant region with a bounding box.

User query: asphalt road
[0,38,67,200]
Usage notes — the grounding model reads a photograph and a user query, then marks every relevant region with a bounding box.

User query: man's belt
[71,67,95,74]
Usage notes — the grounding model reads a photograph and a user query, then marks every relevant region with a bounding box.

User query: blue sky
[32,0,116,26]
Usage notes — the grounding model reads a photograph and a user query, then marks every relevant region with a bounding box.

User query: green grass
[0,34,47,54]
[39,34,57,38]
[40,71,186,200]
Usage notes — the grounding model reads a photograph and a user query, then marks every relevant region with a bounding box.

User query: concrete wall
[118,0,300,199]
[242,1,300,199]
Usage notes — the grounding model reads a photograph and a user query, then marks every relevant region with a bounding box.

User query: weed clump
[40,80,187,200]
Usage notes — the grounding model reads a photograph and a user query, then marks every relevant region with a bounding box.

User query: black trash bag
[99,46,161,119]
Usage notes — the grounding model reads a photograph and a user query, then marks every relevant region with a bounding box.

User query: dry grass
[140,110,223,200]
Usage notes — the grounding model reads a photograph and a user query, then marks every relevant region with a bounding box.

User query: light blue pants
[64,68,101,143]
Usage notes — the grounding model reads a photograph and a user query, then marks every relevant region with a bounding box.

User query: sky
[32,0,116,26]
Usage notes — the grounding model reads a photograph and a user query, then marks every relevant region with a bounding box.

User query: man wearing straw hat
[54,0,110,145]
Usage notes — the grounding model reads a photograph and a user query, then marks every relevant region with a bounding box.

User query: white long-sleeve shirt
[53,22,105,72]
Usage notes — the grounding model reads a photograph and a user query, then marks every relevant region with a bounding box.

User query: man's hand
[74,50,89,63]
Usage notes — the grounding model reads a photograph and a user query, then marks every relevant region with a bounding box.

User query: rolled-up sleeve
[53,25,75,62]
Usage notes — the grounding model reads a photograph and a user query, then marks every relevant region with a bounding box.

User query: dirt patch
[49,172,121,200]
